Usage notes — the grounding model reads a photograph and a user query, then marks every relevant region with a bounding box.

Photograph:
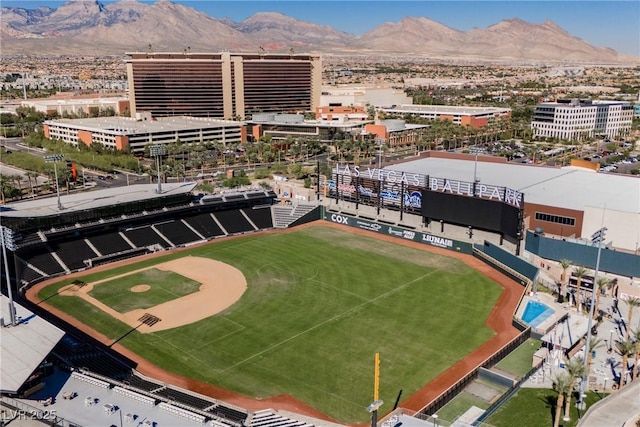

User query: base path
[58,256,246,333]
[26,222,525,426]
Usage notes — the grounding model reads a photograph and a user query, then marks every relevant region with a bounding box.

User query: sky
[4,0,640,55]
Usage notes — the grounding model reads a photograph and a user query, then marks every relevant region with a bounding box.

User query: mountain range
[1,0,634,63]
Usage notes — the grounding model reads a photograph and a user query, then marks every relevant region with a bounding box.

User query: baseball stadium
[1,155,638,427]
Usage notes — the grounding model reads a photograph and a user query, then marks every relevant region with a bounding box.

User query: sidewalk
[577,380,640,427]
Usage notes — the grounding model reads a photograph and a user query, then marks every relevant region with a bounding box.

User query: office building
[531,99,633,140]
[125,52,322,120]
[378,104,512,128]
[43,115,244,154]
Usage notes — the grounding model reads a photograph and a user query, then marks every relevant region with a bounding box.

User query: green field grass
[485,388,601,427]
[494,338,542,377]
[39,225,504,423]
[87,268,201,312]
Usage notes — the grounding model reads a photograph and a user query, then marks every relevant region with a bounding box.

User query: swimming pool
[521,300,555,328]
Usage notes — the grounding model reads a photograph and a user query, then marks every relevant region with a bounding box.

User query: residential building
[125,52,322,120]
[531,99,633,140]
[378,104,512,129]
[42,115,244,154]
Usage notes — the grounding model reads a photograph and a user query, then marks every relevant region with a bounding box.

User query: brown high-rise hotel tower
[125,52,322,120]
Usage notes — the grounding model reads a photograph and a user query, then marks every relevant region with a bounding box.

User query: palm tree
[559,259,572,301]
[573,266,588,312]
[586,336,605,374]
[553,371,573,427]
[25,171,38,196]
[624,298,640,339]
[631,328,640,380]
[615,338,635,388]
[563,356,586,420]
[593,277,610,320]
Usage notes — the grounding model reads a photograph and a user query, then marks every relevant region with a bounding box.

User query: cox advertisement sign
[325,212,471,253]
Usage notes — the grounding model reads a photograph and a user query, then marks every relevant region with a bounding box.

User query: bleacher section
[208,405,249,424]
[88,232,134,255]
[213,210,255,234]
[271,204,318,228]
[123,374,164,393]
[154,387,214,411]
[184,213,225,238]
[20,245,66,276]
[242,207,274,230]
[154,220,201,246]
[52,335,134,381]
[247,409,313,427]
[50,239,98,270]
[20,265,44,283]
[123,226,168,248]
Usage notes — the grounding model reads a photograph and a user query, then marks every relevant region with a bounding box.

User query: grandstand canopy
[0,295,65,393]
[0,182,197,219]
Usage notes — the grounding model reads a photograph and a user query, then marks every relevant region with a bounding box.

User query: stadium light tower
[149,145,167,194]
[577,224,607,410]
[1,225,17,326]
[44,154,64,210]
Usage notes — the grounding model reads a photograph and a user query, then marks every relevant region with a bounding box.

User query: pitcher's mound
[131,285,151,293]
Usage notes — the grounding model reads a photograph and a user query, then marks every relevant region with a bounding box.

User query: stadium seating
[50,239,99,270]
[20,266,45,284]
[88,232,135,255]
[153,220,201,246]
[213,210,254,234]
[247,409,311,427]
[242,207,274,229]
[21,246,66,276]
[123,227,169,248]
[122,374,164,393]
[153,387,214,410]
[208,405,248,424]
[184,213,226,238]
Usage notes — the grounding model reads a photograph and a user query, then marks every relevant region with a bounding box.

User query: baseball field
[35,224,506,424]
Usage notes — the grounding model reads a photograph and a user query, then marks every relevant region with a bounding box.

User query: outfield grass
[435,391,491,422]
[39,226,504,423]
[87,268,201,312]
[485,388,600,427]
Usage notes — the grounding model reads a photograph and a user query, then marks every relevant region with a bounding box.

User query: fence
[473,357,545,425]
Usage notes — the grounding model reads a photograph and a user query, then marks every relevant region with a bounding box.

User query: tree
[573,266,588,312]
[563,356,586,421]
[553,371,573,427]
[559,259,572,300]
[593,277,612,320]
[631,328,640,380]
[615,337,635,388]
[624,298,640,339]
[586,336,605,374]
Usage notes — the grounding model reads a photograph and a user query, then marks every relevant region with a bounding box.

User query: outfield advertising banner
[324,212,472,253]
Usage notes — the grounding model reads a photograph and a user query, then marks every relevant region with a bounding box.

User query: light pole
[149,145,166,194]
[366,353,383,427]
[432,414,438,427]
[608,329,613,353]
[1,225,17,326]
[44,154,64,210]
[577,225,607,410]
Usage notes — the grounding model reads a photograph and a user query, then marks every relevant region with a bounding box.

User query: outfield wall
[323,211,473,254]
[524,231,640,277]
